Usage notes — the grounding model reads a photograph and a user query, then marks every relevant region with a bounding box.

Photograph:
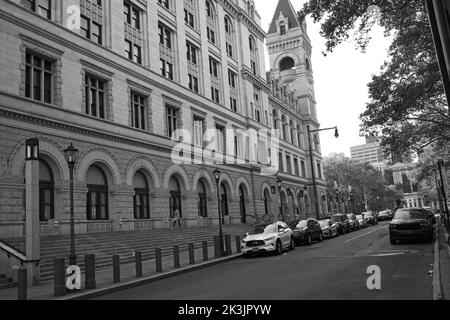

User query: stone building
[0,0,328,238]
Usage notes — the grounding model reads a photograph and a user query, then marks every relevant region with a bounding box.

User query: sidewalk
[437,219,450,300]
[0,243,242,300]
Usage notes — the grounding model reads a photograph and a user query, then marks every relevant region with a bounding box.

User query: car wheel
[290,237,295,250]
[318,232,323,242]
[307,234,312,245]
[275,240,283,255]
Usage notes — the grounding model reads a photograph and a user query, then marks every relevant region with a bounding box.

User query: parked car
[292,218,323,245]
[330,214,351,234]
[378,209,393,221]
[347,214,360,231]
[319,219,338,238]
[241,221,294,257]
[356,214,368,228]
[364,211,378,225]
[389,208,434,244]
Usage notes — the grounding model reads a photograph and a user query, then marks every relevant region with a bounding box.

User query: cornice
[241,67,271,93]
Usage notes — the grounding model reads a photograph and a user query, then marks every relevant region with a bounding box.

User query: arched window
[39,159,54,221]
[272,109,278,129]
[290,120,295,145]
[133,171,150,219]
[280,57,295,71]
[198,180,208,217]
[224,15,235,58]
[86,165,109,221]
[206,0,217,45]
[279,21,286,35]
[281,115,288,141]
[169,176,182,218]
[305,58,311,71]
[249,35,258,75]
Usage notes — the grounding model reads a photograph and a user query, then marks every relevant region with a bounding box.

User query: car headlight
[264,237,275,242]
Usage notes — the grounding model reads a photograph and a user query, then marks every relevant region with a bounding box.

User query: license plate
[252,248,259,252]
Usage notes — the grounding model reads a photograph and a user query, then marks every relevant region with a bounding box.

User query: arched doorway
[220,183,229,223]
[198,180,208,218]
[239,185,247,224]
[133,170,150,219]
[39,159,54,221]
[86,165,109,220]
[169,176,182,219]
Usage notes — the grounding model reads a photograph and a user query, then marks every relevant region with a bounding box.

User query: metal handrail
[0,240,40,267]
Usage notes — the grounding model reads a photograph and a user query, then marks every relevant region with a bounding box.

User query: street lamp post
[307,126,339,220]
[213,168,225,256]
[437,159,449,221]
[276,179,283,221]
[64,143,79,266]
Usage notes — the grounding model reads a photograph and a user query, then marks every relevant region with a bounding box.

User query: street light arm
[308,126,338,133]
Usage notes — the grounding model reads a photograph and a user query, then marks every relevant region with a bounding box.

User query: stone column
[25,156,40,285]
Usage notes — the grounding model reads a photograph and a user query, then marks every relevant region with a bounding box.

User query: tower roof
[268,0,300,35]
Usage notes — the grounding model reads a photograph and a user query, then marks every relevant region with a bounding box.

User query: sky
[255,0,393,157]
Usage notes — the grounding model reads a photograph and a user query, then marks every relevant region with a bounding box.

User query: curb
[55,253,242,300]
[433,222,444,300]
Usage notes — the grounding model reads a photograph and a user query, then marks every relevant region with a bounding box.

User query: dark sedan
[330,214,350,234]
[389,208,434,244]
[363,211,378,225]
[292,219,323,245]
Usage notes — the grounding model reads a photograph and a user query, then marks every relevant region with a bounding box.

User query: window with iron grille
[25,51,54,104]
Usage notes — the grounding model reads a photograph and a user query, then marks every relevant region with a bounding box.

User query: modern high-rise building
[350,137,384,164]
[0,0,329,239]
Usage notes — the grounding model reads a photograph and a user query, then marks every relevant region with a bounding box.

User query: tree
[300,0,450,157]
[323,153,401,213]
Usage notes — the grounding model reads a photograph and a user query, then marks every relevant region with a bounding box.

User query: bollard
[155,248,162,273]
[202,241,209,261]
[189,243,195,265]
[85,254,96,290]
[235,235,241,253]
[17,268,27,300]
[214,236,221,258]
[135,251,143,278]
[225,234,232,256]
[112,255,121,283]
[54,258,66,297]
[173,245,180,268]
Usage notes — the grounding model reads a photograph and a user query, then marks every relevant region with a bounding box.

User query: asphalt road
[95,222,434,300]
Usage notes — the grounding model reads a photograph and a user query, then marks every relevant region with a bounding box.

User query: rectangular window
[25,0,52,19]
[85,74,107,119]
[209,57,219,78]
[130,92,147,130]
[251,60,257,75]
[211,87,220,103]
[279,153,284,173]
[207,27,215,44]
[186,41,198,65]
[286,155,292,174]
[228,70,237,88]
[166,106,178,138]
[301,160,306,178]
[25,51,53,104]
[124,1,141,30]
[193,117,204,147]
[226,43,233,58]
[81,12,102,45]
[317,162,323,180]
[230,97,237,112]
[294,158,300,176]
[158,0,170,10]
[216,126,225,153]
[188,74,199,93]
[184,9,194,28]
[160,59,174,80]
[158,23,172,49]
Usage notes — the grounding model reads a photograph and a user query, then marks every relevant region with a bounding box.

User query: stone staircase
[0,274,15,290]
[1,224,251,285]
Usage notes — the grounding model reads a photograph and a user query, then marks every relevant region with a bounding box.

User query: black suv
[331,214,351,235]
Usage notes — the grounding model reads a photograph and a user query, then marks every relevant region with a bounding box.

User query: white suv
[241,221,294,257]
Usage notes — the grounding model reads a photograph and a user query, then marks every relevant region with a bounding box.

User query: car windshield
[319,220,329,228]
[347,215,353,219]
[331,216,341,223]
[356,215,363,220]
[364,212,374,217]
[249,224,277,235]
[297,220,308,228]
[394,210,427,220]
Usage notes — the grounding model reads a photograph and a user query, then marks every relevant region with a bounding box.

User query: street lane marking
[344,226,387,243]
[369,252,405,257]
